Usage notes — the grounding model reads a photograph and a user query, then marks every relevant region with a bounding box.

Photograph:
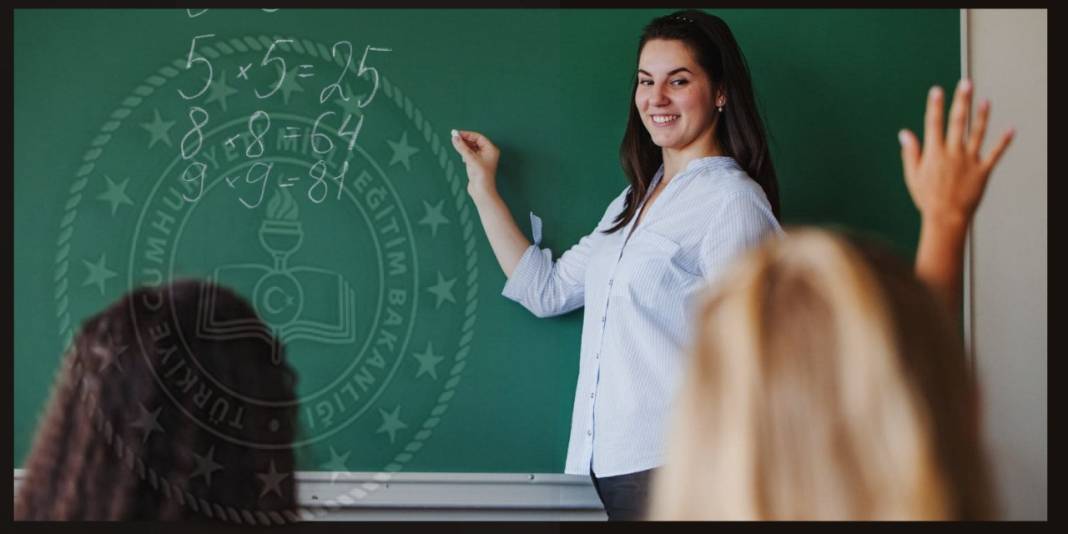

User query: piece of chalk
[451,129,459,138]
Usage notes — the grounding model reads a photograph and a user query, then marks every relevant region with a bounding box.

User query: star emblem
[191,445,223,486]
[321,446,352,484]
[376,405,408,444]
[140,109,174,149]
[82,253,117,295]
[97,175,134,216]
[412,341,445,380]
[426,272,457,309]
[334,84,364,117]
[130,403,163,443]
[99,338,127,374]
[417,199,450,237]
[386,131,420,171]
[203,70,239,112]
[277,64,305,105]
[257,459,289,498]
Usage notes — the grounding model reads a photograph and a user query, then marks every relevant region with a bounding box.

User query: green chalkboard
[14,9,959,473]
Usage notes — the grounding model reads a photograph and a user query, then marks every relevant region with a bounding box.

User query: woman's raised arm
[450,129,531,277]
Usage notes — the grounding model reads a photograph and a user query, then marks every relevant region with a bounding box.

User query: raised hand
[900,79,1014,315]
[899,80,1014,231]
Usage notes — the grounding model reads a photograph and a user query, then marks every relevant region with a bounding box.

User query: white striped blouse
[502,156,782,477]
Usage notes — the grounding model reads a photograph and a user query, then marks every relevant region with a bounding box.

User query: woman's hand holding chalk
[450,129,501,201]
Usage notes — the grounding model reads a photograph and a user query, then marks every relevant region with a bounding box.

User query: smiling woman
[615,11,780,234]
[449,9,781,521]
[637,40,719,143]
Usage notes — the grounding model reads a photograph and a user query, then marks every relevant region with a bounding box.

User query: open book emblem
[199,189,357,364]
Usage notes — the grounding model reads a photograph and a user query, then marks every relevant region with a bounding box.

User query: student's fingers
[923,86,945,153]
[899,129,921,185]
[967,99,991,155]
[980,128,1015,175]
[945,79,972,149]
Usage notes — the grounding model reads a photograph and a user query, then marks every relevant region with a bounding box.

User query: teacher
[450,10,781,520]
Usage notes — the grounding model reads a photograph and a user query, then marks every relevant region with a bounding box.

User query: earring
[717,105,724,112]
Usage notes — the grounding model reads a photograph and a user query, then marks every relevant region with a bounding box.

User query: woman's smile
[651,114,681,125]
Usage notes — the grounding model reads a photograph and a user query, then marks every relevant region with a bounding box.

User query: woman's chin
[649,135,679,149]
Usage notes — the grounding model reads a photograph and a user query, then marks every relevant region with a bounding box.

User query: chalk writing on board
[187,8,278,19]
[178,34,216,100]
[170,38,389,208]
[256,39,295,99]
[179,106,210,202]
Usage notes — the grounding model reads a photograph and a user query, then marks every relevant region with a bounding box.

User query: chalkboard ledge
[13,469,608,521]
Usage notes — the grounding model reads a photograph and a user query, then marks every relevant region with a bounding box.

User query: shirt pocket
[614,230,697,306]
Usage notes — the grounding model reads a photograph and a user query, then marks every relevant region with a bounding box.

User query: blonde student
[650,80,1013,520]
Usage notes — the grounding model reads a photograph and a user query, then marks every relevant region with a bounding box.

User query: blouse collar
[650,156,739,189]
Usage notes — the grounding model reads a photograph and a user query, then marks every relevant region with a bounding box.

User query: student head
[15,279,298,521]
[611,9,780,233]
[650,230,992,520]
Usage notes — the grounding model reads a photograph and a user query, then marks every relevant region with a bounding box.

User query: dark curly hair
[15,279,299,521]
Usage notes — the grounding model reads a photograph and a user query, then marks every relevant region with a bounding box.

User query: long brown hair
[609,9,780,234]
[15,280,298,521]
[651,230,993,519]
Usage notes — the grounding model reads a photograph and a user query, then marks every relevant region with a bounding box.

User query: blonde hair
[650,229,992,520]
